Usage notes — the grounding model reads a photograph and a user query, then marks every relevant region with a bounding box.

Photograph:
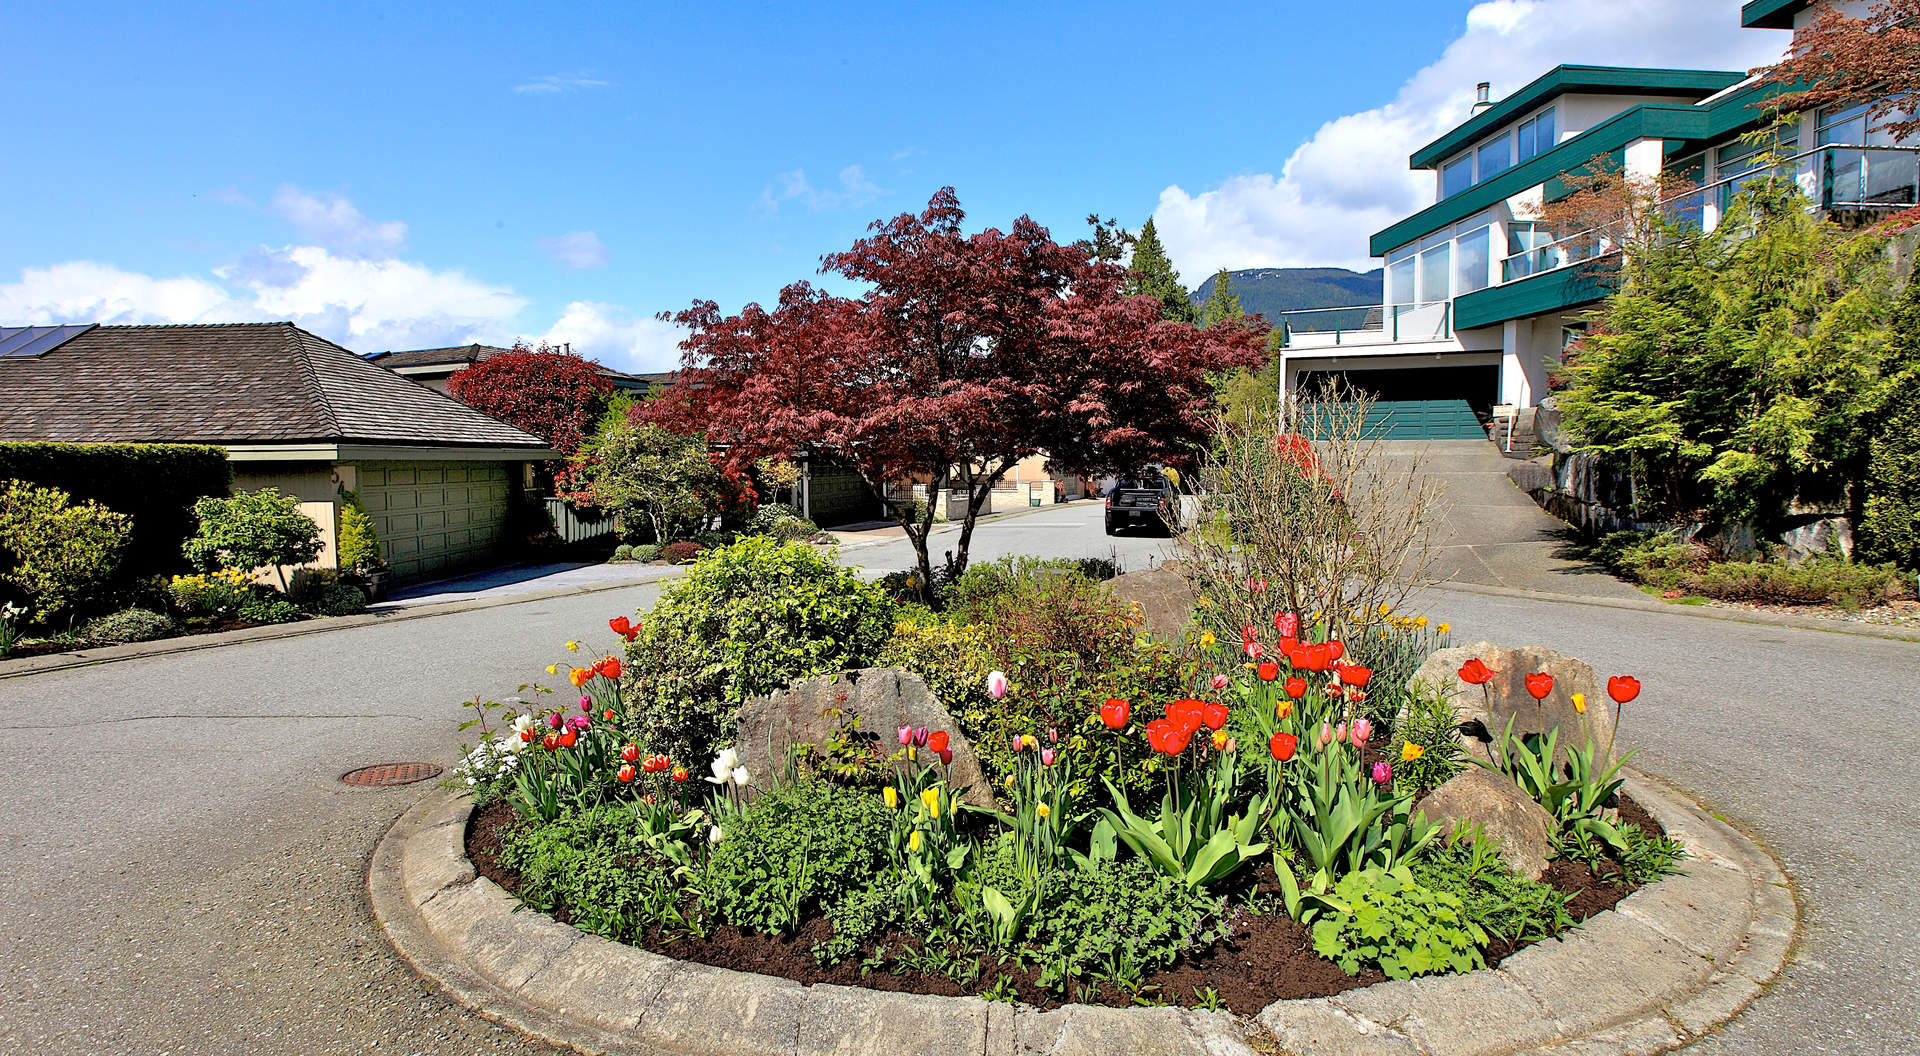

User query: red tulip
[1304,643,1332,672]
[1269,731,1298,762]
[1274,611,1299,637]
[936,747,953,765]
[608,616,641,643]
[1524,672,1554,700]
[1240,624,1258,652]
[604,709,616,722]
[1340,664,1372,688]
[1165,698,1206,732]
[1279,635,1300,655]
[558,729,578,748]
[616,764,636,783]
[1245,640,1266,660]
[542,732,560,750]
[1144,718,1190,755]
[621,743,640,763]
[1257,660,1280,682]
[927,730,950,753]
[1100,697,1130,729]
[1458,658,1493,685]
[671,765,689,782]
[1287,647,1308,669]
[598,656,624,679]
[1284,676,1307,699]
[1607,676,1642,704]
[519,729,534,743]
[1202,701,1229,731]
[1326,640,1345,662]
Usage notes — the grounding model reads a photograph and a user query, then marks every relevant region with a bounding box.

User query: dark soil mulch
[465,795,1664,1015]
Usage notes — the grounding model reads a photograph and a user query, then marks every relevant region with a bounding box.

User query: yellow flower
[907,745,917,761]
[1036,803,1052,819]
[545,664,558,675]
[1199,631,1216,648]
[1276,700,1294,719]
[1438,622,1451,634]
[921,787,941,819]
[1021,734,1037,750]
[908,831,923,853]
[1196,596,1212,607]
[1211,729,1229,750]
[1572,693,1587,715]
[1004,774,1016,788]
[1401,742,1426,762]
[1415,616,1428,628]
[884,787,899,809]
[1378,602,1392,616]
[565,640,580,653]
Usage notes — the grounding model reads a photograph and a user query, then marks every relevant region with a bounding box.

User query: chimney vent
[1471,82,1493,116]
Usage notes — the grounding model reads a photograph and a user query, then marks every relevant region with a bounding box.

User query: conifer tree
[1125,219,1198,323]
[1199,268,1244,329]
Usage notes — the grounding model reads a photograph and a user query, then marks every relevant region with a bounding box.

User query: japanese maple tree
[645,189,1266,590]
[1755,0,1920,141]
[446,342,613,488]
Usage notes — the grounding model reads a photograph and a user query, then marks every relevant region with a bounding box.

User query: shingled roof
[0,322,552,449]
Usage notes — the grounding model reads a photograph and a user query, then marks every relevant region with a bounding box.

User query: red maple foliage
[447,342,614,488]
[644,189,1267,588]
[1754,0,1920,141]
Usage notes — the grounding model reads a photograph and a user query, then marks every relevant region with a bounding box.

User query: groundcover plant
[453,544,1681,1009]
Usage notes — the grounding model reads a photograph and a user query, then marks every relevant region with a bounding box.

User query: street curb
[369,771,1793,1056]
[1433,580,1920,644]
[0,568,683,681]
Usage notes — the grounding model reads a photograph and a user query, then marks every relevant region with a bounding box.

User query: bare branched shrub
[1172,390,1450,645]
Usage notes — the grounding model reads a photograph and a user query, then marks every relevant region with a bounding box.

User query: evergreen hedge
[0,442,230,579]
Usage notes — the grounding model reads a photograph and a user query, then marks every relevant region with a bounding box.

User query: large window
[1478,136,1512,180]
[1417,232,1451,303]
[1664,154,1706,229]
[1516,108,1556,164]
[1454,224,1491,295]
[1387,246,1416,309]
[1442,155,1474,198]
[1717,134,1798,210]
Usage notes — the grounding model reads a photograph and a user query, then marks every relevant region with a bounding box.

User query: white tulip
[707,825,724,845]
[730,765,752,788]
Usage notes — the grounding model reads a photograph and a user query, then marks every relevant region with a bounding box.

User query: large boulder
[1108,567,1198,641]
[1408,642,1619,769]
[1415,769,1557,881]
[733,667,995,808]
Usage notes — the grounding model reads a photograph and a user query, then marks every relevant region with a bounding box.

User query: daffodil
[1378,602,1392,616]
[1036,803,1051,819]
[565,640,580,653]
[1415,616,1428,628]
[1438,622,1451,634]
[545,664,557,675]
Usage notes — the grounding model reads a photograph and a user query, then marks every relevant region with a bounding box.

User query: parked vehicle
[1104,472,1172,535]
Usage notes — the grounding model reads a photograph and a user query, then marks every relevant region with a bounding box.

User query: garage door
[354,461,510,579]
[1297,365,1496,441]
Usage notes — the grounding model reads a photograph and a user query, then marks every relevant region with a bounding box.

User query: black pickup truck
[1103,472,1172,535]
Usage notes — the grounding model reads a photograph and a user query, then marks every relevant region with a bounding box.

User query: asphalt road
[0,499,1914,1055]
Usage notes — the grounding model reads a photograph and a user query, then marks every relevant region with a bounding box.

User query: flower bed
[450,542,1685,1014]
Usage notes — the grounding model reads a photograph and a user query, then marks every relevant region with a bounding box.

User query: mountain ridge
[1190,266,1382,320]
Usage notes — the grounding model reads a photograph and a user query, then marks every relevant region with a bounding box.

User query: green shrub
[1030,856,1221,994]
[765,516,821,543]
[501,805,701,942]
[1311,865,1487,980]
[1691,557,1908,608]
[1410,828,1572,945]
[184,488,324,589]
[621,537,896,761]
[238,592,303,624]
[750,503,804,528]
[610,543,636,562]
[82,606,177,644]
[701,781,894,935]
[288,569,367,616]
[0,442,228,580]
[1392,683,1466,799]
[632,543,662,563]
[335,491,384,572]
[167,570,254,620]
[0,480,132,624]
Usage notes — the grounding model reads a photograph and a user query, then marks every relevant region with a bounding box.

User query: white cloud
[218,245,529,351]
[269,184,408,258]
[756,164,883,214]
[536,230,609,269]
[1152,0,1790,279]
[0,261,233,325]
[538,301,687,373]
[513,71,611,94]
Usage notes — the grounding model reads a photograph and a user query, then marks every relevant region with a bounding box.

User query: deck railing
[1276,301,1451,348]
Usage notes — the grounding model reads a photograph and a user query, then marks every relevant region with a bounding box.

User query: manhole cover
[341,762,443,787]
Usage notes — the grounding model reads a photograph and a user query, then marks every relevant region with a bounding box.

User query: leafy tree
[574,419,721,543]
[647,189,1266,591]
[446,342,614,490]
[1860,278,1920,570]
[1199,268,1244,329]
[0,481,131,623]
[183,488,323,590]
[1126,219,1198,323]
[1755,1,1920,142]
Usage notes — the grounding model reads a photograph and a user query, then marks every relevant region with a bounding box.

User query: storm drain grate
[341,762,444,787]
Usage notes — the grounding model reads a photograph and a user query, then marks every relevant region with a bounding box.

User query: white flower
[708,825,724,845]
[730,765,752,788]
[986,670,1009,700]
[706,748,741,785]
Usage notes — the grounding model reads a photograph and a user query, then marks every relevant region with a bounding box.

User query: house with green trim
[1275,0,1918,440]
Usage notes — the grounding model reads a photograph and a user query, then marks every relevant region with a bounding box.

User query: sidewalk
[825,496,1101,546]
[372,559,676,610]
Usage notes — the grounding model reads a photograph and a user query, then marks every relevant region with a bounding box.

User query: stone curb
[370,771,1793,1056]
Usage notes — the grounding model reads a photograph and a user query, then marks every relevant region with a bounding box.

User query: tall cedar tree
[645,189,1267,590]
[1126,219,1198,323]
[446,343,614,490]
[1199,268,1245,329]
[1754,1,1920,141]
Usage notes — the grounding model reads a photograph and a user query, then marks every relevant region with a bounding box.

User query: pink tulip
[568,714,590,731]
[898,725,914,746]
[913,727,930,747]
[579,696,593,713]
[1012,735,1024,754]
[1275,611,1299,637]
[1334,722,1348,745]
[546,711,563,730]
[1350,718,1372,747]
[1041,748,1056,767]
[987,670,1009,699]
[1371,761,1392,786]
[1210,673,1231,691]
[1048,727,1059,744]
[1318,722,1334,748]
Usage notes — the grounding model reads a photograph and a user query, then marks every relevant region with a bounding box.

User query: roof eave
[1741,0,1806,30]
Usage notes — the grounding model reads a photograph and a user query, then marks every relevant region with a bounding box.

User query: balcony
[1275,301,1452,349]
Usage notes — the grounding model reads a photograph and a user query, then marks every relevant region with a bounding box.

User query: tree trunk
[945,462,1013,581]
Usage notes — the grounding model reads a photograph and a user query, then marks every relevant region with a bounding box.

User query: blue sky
[0,1,1785,370]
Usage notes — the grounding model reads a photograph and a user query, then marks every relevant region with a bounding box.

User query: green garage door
[1298,365,1496,441]
[354,461,511,579]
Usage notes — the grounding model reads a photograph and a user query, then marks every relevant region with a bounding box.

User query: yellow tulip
[884,787,899,809]
[1401,742,1425,762]
[907,745,918,761]
[1211,729,1229,750]
[1572,693,1587,715]
[921,787,941,819]
[1276,700,1294,719]
[1036,803,1051,819]
[908,831,923,853]
[1004,774,1016,788]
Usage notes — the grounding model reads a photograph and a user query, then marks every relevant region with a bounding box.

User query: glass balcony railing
[1275,301,1451,348]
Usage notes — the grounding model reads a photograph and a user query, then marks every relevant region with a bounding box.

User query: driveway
[0,502,1913,1055]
